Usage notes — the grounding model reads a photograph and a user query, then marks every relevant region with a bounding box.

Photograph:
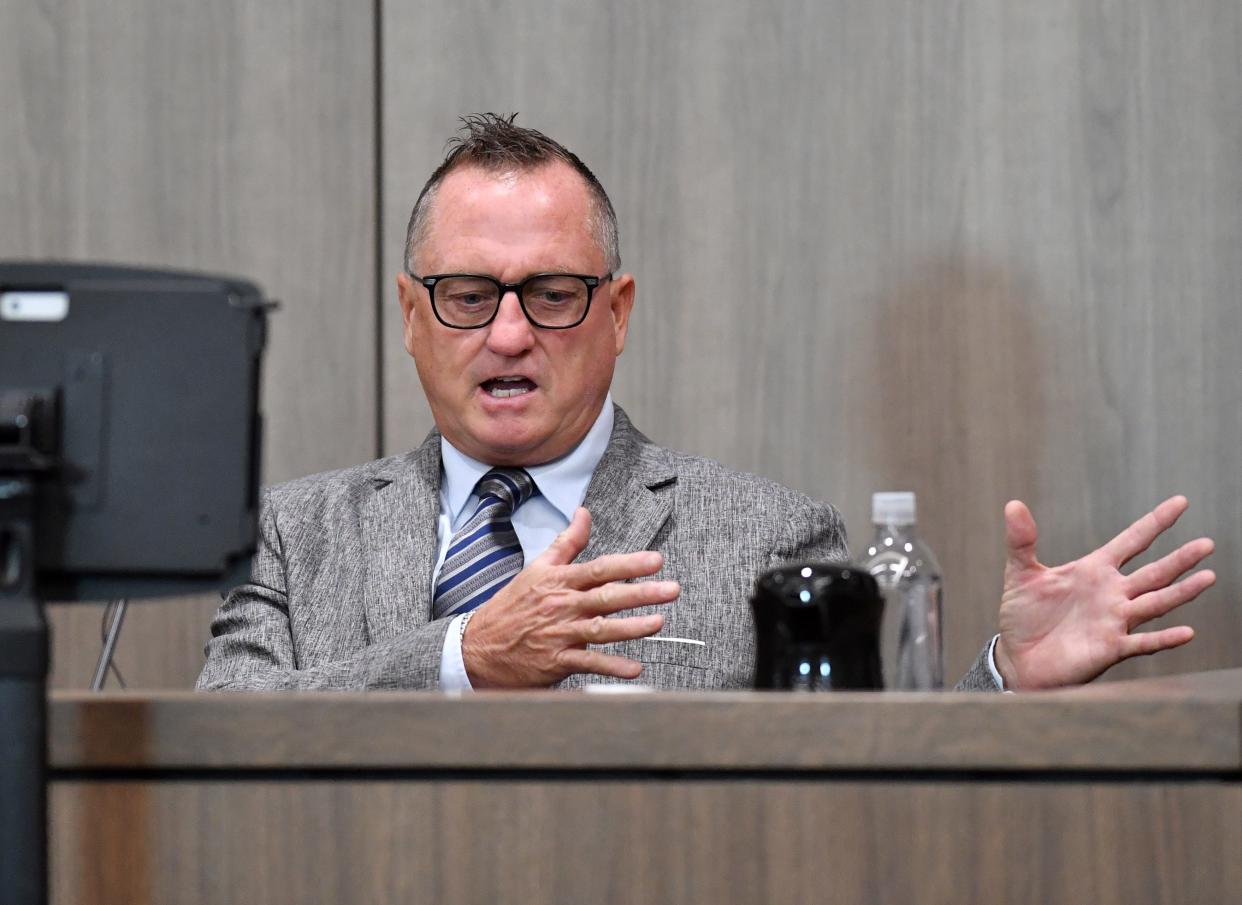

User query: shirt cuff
[986,633,1013,693]
[438,614,475,691]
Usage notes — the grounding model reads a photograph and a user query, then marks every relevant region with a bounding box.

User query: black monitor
[0,261,273,905]
[0,261,270,601]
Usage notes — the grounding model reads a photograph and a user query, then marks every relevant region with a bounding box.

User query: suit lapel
[579,407,676,562]
[566,407,705,689]
[361,432,443,642]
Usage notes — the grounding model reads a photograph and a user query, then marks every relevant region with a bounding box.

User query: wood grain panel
[381,0,1241,683]
[50,778,1242,905]
[47,674,1242,771]
[0,0,377,687]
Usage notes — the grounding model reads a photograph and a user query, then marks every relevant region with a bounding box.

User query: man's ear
[609,273,635,356]
[396,272,419,356]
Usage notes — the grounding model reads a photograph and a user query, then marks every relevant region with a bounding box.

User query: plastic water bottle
[859,492,944,690]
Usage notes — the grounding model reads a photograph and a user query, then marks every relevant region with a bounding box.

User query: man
[197,115,1214,691]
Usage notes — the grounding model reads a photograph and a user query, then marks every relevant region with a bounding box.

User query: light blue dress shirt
[436,396,614,690]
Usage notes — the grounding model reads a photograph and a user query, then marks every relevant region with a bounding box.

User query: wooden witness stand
[49,670,1242,904]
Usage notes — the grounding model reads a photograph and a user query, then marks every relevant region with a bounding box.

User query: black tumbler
[751,562,885,690]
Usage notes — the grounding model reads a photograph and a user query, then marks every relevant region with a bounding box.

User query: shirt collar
[439,394,614,523]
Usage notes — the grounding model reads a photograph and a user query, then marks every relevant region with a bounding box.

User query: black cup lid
[755,562,879,608]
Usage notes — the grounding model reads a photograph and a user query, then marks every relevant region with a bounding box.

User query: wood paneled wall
[3,0,1238,687]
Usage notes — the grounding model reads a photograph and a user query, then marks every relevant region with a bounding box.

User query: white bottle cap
[872,491,916,525]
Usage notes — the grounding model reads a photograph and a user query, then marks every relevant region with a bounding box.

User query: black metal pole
[0,477,49,905]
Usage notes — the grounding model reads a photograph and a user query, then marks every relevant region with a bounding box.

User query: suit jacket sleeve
[196,487,450,690]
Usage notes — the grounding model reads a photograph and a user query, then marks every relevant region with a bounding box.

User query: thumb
[1004,499,1041,573]
[539,507,592,566]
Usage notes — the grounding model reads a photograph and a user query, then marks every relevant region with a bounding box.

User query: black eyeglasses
[409,272,612,330]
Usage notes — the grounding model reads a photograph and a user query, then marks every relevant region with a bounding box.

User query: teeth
[485,376,532,398]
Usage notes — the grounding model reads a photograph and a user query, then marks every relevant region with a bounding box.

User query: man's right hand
[460,507,677,688]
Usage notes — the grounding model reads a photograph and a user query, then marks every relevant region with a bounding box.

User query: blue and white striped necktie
[432,468,539,620]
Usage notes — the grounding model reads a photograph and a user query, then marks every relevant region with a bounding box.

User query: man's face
[397,162,634,466]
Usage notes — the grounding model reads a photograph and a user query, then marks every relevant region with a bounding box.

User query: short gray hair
[403,113,621,275]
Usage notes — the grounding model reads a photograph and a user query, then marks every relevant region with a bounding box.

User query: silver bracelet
[459,611,474,642]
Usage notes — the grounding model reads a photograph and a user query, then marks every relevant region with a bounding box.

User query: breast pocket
[598,634,711,689]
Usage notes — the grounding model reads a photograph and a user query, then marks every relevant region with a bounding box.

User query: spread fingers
[1102,496,1188,567]
[1119,625,1195,660]
[1128,569,1216,627]
[555,648,645,680]
[564,551,665,589]
[575,613,666,645]
[582,579,680,615]
[1124,537,1214,597]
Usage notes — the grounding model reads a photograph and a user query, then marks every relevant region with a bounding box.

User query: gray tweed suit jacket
[198,406,996,691]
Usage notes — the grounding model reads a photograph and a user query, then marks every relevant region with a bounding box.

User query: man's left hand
[993,495,1215,690]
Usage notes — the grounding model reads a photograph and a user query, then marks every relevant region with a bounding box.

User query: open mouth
[481,376,537,398]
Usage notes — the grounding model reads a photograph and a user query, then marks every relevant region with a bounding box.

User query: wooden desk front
[49,670,1242,904]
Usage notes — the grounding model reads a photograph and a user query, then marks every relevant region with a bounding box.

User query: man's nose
[484,291,535,355]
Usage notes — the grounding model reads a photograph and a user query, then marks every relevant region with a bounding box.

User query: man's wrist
[438,614,474,691]
[992,635,1017,691]
[459,610,497,689]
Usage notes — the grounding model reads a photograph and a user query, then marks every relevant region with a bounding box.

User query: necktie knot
[474,467,539,512]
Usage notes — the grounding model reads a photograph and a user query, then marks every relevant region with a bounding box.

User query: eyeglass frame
[408,271,614,330]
